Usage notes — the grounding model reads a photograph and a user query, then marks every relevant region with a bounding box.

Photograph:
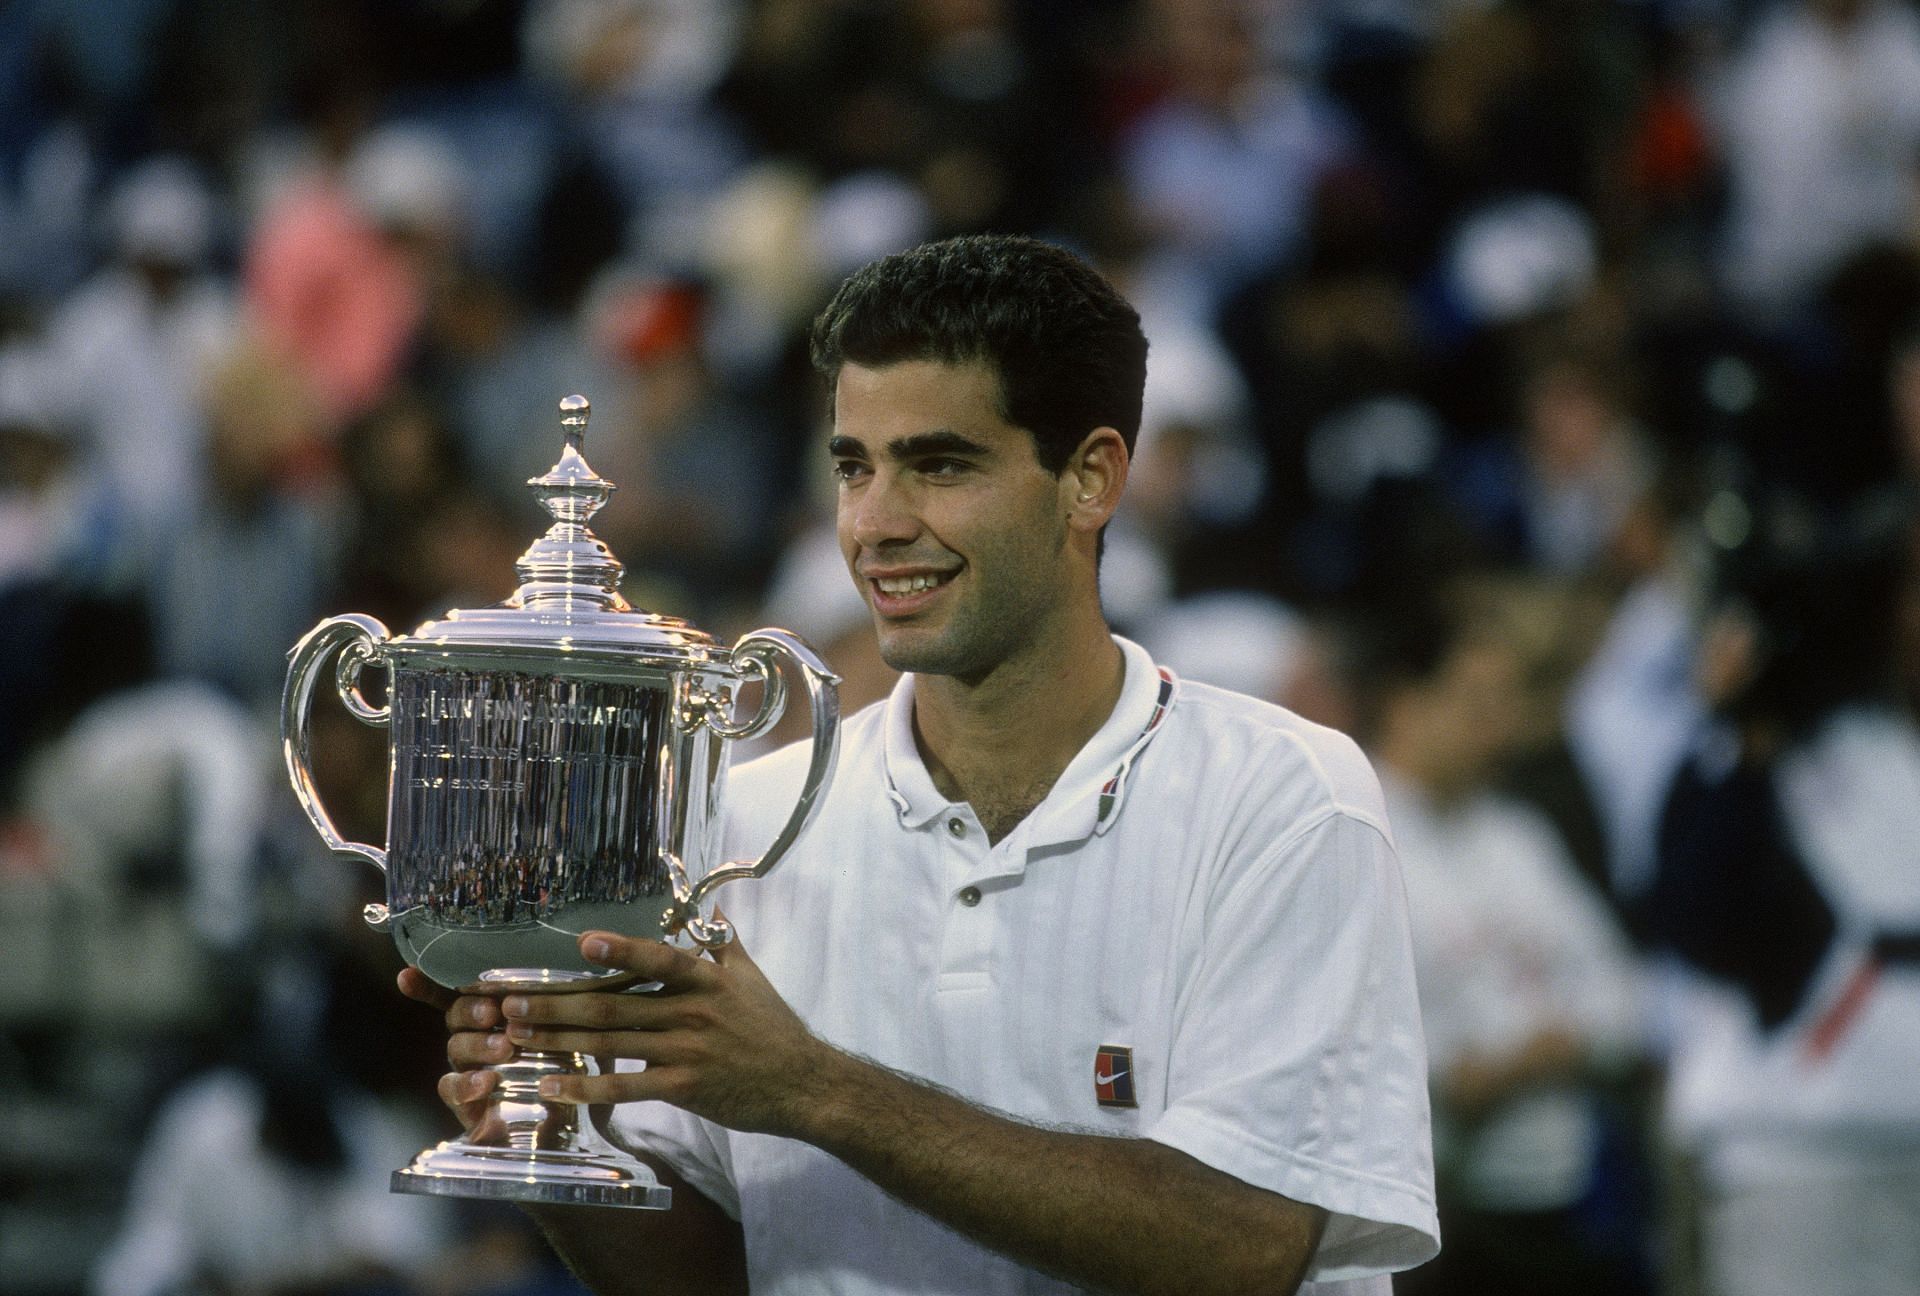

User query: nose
[844,470,920,551]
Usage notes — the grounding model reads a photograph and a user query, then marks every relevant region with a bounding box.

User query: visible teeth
[877,574,943,595]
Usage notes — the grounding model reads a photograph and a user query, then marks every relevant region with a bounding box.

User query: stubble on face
[832,360,1077,687]
[880,501,1068,684]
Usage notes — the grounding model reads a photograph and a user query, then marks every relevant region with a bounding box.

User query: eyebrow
[827,430,992,462]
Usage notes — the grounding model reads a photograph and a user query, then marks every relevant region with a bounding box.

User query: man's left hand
[502,929,839,1136]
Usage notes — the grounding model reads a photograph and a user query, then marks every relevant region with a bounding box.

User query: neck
[912,608,1126,841]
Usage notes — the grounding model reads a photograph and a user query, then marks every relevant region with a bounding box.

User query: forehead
[831,359,1013,442]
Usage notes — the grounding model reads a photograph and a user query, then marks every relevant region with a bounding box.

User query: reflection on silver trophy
[282,395,840,1209]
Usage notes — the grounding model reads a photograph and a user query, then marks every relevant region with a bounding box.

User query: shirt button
[958,886,982,907]
[946,817,966,837]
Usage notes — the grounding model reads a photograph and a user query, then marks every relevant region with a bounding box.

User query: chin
[876,637,947,675]
[875,626,976,678]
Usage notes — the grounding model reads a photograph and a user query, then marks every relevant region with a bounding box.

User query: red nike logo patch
[1094,1045,1136,1108]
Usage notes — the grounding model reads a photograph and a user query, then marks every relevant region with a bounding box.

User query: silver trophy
[282,395,839,1209]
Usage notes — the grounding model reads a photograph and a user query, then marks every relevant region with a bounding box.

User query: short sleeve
[606,1062,741,1220]
[1145,811,1439,1281]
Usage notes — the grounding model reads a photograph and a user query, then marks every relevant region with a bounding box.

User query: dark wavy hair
[808,235,1148,473]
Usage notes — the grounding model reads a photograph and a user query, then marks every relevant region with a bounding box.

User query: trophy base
[393,1138,673,1209]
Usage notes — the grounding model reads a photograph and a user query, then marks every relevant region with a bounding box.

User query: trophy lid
[399,395,718,661]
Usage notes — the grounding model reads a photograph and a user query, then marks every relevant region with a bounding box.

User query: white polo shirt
[613,637,1437,1294]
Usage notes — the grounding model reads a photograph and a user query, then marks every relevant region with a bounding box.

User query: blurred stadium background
[2,1,1917,1292]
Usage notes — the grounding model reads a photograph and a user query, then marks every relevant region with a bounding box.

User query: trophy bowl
[282,396,839,1209]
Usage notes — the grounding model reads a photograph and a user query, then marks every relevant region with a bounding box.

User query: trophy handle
[669,628,840,947]
[282,614,392,880]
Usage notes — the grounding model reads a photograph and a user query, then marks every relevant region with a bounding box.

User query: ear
[1061,427,1130,537]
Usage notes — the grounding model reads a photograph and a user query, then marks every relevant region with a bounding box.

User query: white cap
[108,156,216,265]
[346,124,470,233]
[1448,193,1597,325]
[1306,396,1443,503]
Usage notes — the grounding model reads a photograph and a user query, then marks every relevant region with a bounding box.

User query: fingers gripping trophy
[282,395,840,1209]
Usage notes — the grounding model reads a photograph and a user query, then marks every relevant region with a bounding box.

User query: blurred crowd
[2,0,1919,1293]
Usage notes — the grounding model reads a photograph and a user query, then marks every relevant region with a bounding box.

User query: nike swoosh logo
[1095,1069,1129,1086]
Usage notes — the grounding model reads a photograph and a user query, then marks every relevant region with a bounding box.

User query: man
[404,235,1437,1294]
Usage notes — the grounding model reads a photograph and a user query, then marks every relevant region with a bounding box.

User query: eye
[918,457,969,479]
[830,458,870,483]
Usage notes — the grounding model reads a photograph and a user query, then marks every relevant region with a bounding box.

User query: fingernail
[538,1078,561,1098]
[583,937,612,962]
[487,1030,508,1053]
[502,996,528,1017]
[465,1073,489,1100]
[507,1023,531,1041]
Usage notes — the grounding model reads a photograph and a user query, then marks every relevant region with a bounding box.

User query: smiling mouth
[872,572,954,596]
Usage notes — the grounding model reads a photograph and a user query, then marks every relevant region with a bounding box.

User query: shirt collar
[881,636,1179,847]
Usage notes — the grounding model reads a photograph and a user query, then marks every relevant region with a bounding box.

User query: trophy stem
[391,1045,671,1210]
[494,1049,581,1153]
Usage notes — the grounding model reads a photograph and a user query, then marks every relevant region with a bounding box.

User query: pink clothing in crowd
[244,177,423,422]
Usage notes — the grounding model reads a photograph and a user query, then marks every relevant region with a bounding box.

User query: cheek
[835,509,861,566]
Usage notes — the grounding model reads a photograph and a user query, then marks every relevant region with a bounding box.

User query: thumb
[707,912,769,982]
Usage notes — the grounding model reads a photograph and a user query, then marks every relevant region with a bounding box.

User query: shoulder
[1164,678,1388,821]
[1152,678,1392,852]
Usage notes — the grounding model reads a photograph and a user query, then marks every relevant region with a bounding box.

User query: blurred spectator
[1716,0,1920,317]
[40,156,236,553]
[581,273,788,617]
[1447,342,1655,578]
[1121,0,1352,320]
[430,265,636,514]
[143,342,343,707]
[1440,195,1600,340]
[524,0,749,259]
[1123,283,1267,551]
[1355,594,1647,1296]
[246,122,470,425]
[0,116,95,302]
[88,938,457,1296]
[720,0,1061,236]
[1644,489,1920,1296]
[1566,460,1709,909]
[0,345,151,803]
[333,388,476,631]
[0,344,100,586]
[21,680,272,953]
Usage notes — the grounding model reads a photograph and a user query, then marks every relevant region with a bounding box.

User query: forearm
[490,935,1325,1292]
[793,1049,1326,1296]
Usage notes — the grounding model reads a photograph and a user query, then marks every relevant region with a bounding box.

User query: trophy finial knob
[513,392,626,609]
[559,394,590,449]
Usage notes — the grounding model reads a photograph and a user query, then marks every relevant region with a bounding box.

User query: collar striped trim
[1094,666,1177,833]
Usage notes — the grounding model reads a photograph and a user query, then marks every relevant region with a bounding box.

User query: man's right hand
[396,967,514,1138]
[393,966,751,1295]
